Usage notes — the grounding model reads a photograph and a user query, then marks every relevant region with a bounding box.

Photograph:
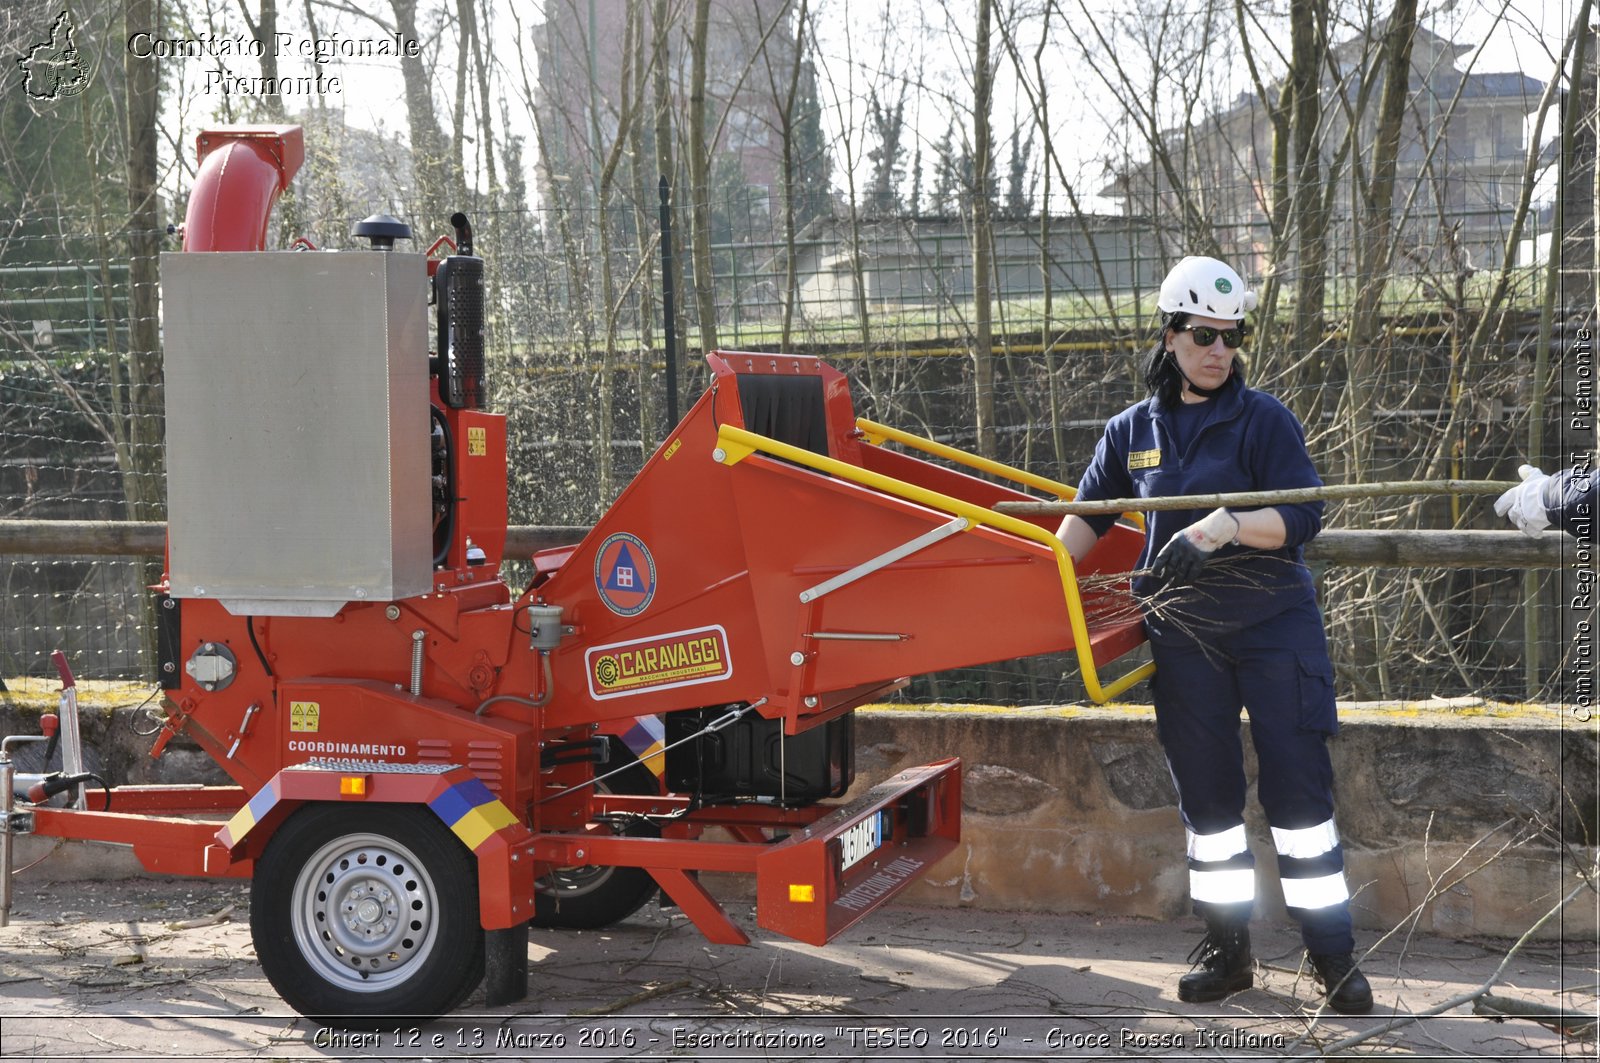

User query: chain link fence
[1,195,1592,703]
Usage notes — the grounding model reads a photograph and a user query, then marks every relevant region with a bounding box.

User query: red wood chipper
[0,125,1151,1024]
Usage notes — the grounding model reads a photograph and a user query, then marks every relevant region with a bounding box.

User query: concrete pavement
[1,873,1593,1060]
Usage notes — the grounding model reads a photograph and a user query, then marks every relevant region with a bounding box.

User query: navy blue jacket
[1547,468,1597,542]
[1076,374,1324,638]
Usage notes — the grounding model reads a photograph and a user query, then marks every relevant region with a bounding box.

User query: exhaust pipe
[182,126,305,252]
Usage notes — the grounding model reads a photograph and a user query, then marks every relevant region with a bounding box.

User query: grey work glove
[1149,507,1240,588]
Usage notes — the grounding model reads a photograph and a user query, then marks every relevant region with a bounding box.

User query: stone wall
[856,704,1596,940]
[2,694,1592,939]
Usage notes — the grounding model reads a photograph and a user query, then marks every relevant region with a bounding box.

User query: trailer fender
[216,762,536,929]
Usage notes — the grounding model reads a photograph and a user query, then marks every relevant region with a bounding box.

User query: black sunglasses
[1174,324,1248,349]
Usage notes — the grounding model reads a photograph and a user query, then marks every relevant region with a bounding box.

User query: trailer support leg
[482,922,529,1006]
[649,868,750,946]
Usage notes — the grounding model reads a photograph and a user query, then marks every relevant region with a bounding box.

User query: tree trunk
[970,0,996,459]
[652,0,688,409]
[1343,0,1417,700]
[125,0,165,676]
[391,0,454,213]
[594,3,642,503]
[777,0,810,350]
[628,4,657,449]
[687,0,718,356]
[468,0,498,197]
[1287,0,1328,422]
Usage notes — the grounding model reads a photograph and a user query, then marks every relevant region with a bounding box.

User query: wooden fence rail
[0,520,1569,568]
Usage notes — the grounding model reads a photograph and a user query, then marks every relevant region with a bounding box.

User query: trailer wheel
[251,804,484,1025]
[532,750,660,930]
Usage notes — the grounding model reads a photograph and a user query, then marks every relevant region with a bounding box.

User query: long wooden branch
[992,479,1517,516]
[0,520,1568,568]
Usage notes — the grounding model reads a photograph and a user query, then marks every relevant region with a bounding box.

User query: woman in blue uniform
[1055,256,1371,1014]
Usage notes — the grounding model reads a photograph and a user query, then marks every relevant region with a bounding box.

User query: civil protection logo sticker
[594,532,657,616]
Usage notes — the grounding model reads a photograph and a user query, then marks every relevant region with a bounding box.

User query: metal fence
[0,198,1593,704]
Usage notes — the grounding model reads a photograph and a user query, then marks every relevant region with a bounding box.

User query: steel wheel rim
[290,831,440,994]
[540,862,615,898]
[539,779,623,898]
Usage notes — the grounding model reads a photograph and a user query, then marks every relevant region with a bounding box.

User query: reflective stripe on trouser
[1151,601,1355,955]
[1187,824,1256,905]
[1274,819,1351,923]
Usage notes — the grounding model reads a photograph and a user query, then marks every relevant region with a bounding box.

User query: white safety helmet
[1157,256,1258,319]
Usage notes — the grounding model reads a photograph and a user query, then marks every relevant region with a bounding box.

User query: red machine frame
[3,125,1151,1023]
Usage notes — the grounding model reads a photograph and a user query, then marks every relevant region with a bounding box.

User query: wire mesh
[0,193,1592,705]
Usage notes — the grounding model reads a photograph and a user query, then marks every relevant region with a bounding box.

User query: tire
[250,804,484,1026]
[532,749,661,930]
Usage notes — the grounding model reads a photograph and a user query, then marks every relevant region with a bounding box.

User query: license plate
[838,810,887,872]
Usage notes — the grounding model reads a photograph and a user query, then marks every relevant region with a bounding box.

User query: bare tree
[687,0,718,355]
[591,2,646,502]
[1284,0,1330,407]
[756,0,817,349]
[969,0,996,458]
[652,0,689,411]
[391,0,459,212]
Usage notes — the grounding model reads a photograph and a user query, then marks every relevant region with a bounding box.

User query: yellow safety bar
[714,423,1155,703]
[855,417,1146,532]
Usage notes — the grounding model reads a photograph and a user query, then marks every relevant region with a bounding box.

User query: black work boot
[1177,922,1254,1002]
[1310,952,1373,1014]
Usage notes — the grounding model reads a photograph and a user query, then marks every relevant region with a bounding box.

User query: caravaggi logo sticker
[586,626,732,700]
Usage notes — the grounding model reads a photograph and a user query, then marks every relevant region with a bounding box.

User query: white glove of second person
[1493,464,1552,537]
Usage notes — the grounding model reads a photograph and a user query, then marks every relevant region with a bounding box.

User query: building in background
[1099,25,1545,280]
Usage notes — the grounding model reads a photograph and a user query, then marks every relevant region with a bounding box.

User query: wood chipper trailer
[0,125,1152,1024]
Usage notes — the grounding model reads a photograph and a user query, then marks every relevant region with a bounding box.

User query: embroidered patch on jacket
[1128,448,1161,469]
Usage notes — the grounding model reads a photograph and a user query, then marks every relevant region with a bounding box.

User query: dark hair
[1142,311,1246,408]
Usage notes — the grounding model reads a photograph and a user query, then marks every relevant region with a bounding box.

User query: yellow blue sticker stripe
[621,715,667,779]
[218,776,282,849]
[428,776,520,851]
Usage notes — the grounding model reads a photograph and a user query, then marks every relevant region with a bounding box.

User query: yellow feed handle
[855,417,1146,532]
[714,423,1154,703]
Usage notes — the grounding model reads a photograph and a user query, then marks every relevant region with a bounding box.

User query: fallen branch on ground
[1290,880,1588,1056]
[570,977,692,1016]
[1474,992,1597,1036]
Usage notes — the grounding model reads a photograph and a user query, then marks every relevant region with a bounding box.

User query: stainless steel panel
[161,251,431,614]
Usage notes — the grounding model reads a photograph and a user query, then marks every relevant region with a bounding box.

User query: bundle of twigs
[1073,555,1334,662]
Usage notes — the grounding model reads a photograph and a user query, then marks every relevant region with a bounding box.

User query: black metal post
[658,175,680,427]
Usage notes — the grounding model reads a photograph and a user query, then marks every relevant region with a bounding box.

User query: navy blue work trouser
[1149,597,1355,955]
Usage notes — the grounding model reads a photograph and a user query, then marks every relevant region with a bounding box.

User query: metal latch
[186,642,238,691]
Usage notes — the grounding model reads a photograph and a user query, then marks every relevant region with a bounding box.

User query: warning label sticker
[289,700,320,732]
[586,625,732,700]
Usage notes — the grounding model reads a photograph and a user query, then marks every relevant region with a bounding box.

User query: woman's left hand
[1149,507,1239,587]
